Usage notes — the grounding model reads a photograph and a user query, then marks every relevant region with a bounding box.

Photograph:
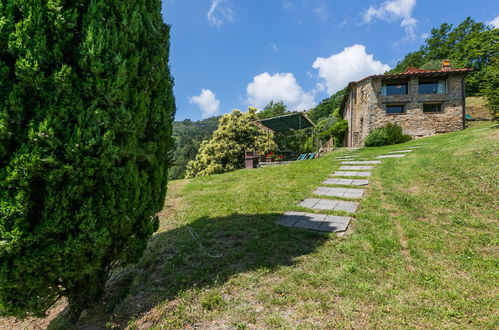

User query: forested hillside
[170,117,220,179]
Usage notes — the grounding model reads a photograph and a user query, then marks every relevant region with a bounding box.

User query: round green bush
[0,0,175,317]
[364,123,412,147]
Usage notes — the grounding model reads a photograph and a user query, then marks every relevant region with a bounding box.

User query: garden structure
[246,112,316,168]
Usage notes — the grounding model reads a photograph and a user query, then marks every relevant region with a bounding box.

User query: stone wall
[346,73,466,147]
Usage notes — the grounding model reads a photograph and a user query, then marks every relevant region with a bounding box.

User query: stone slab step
[376,154,406,159]
[323,178,369,186]
[332,171,371,177]
[276,212,351,232]
[299,198,359,212]
[341,161,381,164]
[388,150,414,153]
[340,166,373,170]
[407,146,423,149]
[314,187,364,199]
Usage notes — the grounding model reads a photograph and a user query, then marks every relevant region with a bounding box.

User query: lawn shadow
[50,213,329,329]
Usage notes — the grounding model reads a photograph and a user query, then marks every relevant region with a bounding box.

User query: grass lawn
[5,123,498,329]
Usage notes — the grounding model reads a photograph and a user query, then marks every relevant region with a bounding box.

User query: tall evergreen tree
[0,0,175,317]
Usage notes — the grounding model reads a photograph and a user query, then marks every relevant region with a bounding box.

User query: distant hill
[169,116,221,179]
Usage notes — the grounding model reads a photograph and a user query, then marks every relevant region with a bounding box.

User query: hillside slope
[5,124,497,329]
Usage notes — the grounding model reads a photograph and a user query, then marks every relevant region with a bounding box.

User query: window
[419,80,446,94]
[386,105,405,114]
[423,103,442,113]
[382,82,408,96]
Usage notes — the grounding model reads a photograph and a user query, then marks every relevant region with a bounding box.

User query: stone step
[388,150,414,153]
[407,146,423,149]
[340,166,373,170]
[299,198,359,212]
[323,178,369,186]
[332,171,371,177]
[276,212,351,232]
[341,161,381,164]
[376,154,406,159]
[314,187,364,199]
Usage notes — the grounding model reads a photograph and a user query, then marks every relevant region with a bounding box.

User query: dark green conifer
[0,0,175,317]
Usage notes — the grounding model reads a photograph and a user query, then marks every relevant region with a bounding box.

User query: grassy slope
[21,123,497,329]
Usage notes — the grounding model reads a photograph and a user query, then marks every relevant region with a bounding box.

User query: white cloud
[487,15,499,28]
[269,43,280,52]
[246,72,316,111]
[207,0,234,26]
[189,89,220,118]
[313,3,329,21]
[363,0,418,37]
[312,44,390,94]
[283,0,295,10]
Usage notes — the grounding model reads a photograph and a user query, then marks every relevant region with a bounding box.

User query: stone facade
[343,70,469,147]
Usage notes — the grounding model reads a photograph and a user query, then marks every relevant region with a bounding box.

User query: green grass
[41,123,499,328]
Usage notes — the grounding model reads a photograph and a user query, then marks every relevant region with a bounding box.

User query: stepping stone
[340,166,373,170]
[347,148,360,150]
[314,187,364,199]
[376,154,406,159]
[388,150,414,153]
[323,178,369,186]
[407,146,423,149]
[341,161,381,165]
[276,212,351,232]
[332,171,371,177]
[298,199,359,213]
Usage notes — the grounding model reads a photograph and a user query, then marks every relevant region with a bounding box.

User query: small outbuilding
[341,60,472,147]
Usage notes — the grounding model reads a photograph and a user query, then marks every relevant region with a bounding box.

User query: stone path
[388,150,414,153]
[341,160,381,165]
[376,154,406,159]
[299,198,358,212]
[314,187,364,198]
[332,171,371,177]
[323,178,369,186]
[340,166,373,170]
[276,212,351,232]
[277,144,423,234]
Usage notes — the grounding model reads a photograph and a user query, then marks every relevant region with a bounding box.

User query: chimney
[442,59,452,71]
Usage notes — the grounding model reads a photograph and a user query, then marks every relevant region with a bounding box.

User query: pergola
[254,112,316,156]
[256,112,315,133]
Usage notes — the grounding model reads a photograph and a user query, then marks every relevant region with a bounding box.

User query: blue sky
[161,0,498,121]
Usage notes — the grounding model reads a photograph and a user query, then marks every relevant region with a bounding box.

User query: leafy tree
[389,17,498,95]
[257,101,288,120]
[308,88,347,123]
[0,0,175,318]
[481,57,499,119]
[185,108,277,178]
[315,109,348,147]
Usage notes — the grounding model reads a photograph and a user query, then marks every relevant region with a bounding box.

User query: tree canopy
[389,17,498,95]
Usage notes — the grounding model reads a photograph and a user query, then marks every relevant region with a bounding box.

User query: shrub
[0,0,175,317]
[364,123,412,147]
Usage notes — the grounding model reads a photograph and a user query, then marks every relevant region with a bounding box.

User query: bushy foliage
[0,0,175,317]
[308,88,347,123]
[257,101,288,120]
[480,57,499,119]
[315,109,348,147]
[170,117,221,179]
[364,124,412,147]
[389,17,498,95]
[185,108,277,178]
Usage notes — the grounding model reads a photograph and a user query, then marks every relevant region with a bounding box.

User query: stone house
[341,60,472,147]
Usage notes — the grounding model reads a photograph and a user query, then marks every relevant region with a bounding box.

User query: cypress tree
[0,0,175,317]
